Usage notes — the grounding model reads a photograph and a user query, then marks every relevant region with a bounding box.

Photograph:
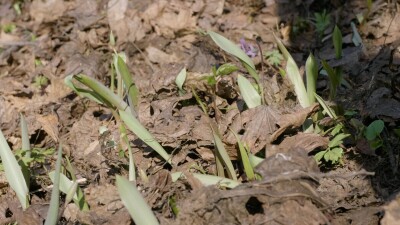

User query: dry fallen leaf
[270,103,319,142]
[37,114,59,142]
[30,0,66,24]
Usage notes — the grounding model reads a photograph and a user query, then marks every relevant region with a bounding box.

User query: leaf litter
[0,0,400,224]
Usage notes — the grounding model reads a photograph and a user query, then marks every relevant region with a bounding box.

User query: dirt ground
[1,0,400,224]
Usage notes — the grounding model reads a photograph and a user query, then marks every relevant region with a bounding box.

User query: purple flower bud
[239,38,258,58]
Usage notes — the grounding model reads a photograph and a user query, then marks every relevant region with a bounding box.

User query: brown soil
[1,0,400,224]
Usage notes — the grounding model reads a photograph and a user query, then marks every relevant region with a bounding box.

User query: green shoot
[13,2,22,15]
[305,53,318,104]
[207,31,264,103]
[109,30,116,47]
[116,175,159,225]
[210,123,237,180]
[275,34,312,108]
[215,63,239,76]
[113,53,139,113]
[231,130,255,180]
[2,24,16,33]
[33,75,49,89]
[19,114,31,189]
[237,74,261,108]
[0,128,29,209]
[175,67,187,95]
[119,110,171,164]
[119,121,136,181]
[65,70,171,164]
[44,145,63,225]
[351,22,363,46]
[333,26,343,59]
[321,60,341,100]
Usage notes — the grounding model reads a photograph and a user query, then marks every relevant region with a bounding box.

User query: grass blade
[20,113,30,158]
[321,60,340,100]
[305,53,318,104]
[275,34,309,108]
[248,153,264,168]
[49,171,89,210]
[314,93,337,119]
[351,22,362,46]
[116,175,159,225]
[210,123,237,180]
[44,145,63,225]
[207,31,255,70]
[119,124,136,181]
[0,129,29,209]
[73,74,129,111]
[119,110,171,164]
[114,54,139,109]
[237,74,261,108]
[333,25,343,59]
[175,67,187,95]
[231,131,255,180]
[19,113,31,188]
[64,75,105,105]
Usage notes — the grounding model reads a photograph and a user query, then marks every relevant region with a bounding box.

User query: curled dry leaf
[37,114,59,142]
[266,133,329,158]
[270,103,320,142]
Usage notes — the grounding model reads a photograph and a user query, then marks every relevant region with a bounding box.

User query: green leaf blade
[119,110,171,164]
[275,35,309,108]
[0,129,29,209]
[305,53,318,104]
[116,175,159,225]
[333,25,343,59]
[44,145,63,225]
[207,31,255,70]
[237,74,261,109]
[175,67,187,94]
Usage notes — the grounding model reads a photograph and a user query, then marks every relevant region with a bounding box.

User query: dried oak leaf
[240,106,280,153]
[270,103,319,142]
[267,133,329,158]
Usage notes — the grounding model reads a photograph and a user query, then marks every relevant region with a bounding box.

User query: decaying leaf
[37,114,59,142]
[267,133,329,158]
[270,103,320,142]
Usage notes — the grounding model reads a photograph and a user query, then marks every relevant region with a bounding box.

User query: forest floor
[1,0,400,224]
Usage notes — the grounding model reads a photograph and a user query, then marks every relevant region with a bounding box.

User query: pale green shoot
[314,93,337,119]
[207,31,264,103]
[119,123,136,181]
[175,67,187,95]
[44,145,63,225]
[231,130,255,180]
[237,74,261,108]
[113,53,139,112]
[116,175,159,225]
[275,34,313,108]
[0,129,29,209]
[210,123,237,180]
[248,153,264,168]
[119,110,171,164]
[305,53,318,104]
[19,113,31,188]
[48,171,89,211]
[66,73,171,164]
